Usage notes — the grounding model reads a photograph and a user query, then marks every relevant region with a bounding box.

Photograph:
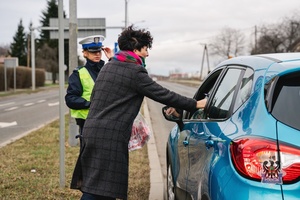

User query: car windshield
[270,72,300,130]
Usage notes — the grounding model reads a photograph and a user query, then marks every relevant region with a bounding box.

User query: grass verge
[0,116,150,199]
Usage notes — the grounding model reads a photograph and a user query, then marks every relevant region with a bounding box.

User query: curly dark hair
[117,25,153,51]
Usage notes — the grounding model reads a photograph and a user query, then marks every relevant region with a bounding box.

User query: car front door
[184,66,247,199]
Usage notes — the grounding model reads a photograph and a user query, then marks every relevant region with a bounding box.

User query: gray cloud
[1,0,299,75]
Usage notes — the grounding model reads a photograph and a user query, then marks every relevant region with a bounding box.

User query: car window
[206,68,243,119]
[270,72,300,130]
[183,68,223,119]
[233,68,254,111]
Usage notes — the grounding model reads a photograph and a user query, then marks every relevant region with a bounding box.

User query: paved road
[146,81,198,196]
[0,88,67,147]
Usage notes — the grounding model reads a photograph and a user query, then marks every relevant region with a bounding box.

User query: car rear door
[267,70,300,199]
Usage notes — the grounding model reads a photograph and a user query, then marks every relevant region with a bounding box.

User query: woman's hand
[196,98,207,109]
[102,47,114,59]
[165,107,181,117]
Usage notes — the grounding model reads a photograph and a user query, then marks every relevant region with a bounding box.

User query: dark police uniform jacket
[65,59,104,127]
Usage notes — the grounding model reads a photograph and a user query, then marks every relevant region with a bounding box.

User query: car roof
[215,52,300,73]
[253,52,300,62]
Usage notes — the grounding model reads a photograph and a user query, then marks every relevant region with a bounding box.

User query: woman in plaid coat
[71,25,206,200]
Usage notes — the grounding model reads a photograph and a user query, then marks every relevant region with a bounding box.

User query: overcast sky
[1,0,300,75]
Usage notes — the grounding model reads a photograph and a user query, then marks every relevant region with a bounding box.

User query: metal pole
[58,0,65,188]
[27,34,30,67]
[14,66,16,92]
[205,45,210,74]
[4,65,7,92]
[200,45,206,81]
[68,0,78,147]
[30,26,36,91]
[125,0,128,28]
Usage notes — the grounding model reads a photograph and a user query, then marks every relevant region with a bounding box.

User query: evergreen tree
[10,19,27,66]
[39,0,59,49]
[38,0,69,83]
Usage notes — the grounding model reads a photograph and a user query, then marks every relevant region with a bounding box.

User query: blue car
[164,53,300,200]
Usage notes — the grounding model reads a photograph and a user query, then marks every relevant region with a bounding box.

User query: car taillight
[230,137,300,184]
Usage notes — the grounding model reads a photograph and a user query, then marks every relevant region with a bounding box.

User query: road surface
[0,88,67,147]
[146,80,198,195]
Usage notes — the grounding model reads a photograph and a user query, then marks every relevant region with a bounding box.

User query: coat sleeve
[134,68,197,112]
[65,70,91,110]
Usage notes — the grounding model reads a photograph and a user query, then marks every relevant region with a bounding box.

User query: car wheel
[167,163,175,200]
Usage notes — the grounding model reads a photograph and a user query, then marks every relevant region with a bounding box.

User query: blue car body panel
[167,53,300,200]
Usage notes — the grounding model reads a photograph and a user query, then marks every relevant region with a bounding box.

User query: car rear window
[271,73,300,130]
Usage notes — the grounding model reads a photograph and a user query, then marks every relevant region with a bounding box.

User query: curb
[143,99,164,200]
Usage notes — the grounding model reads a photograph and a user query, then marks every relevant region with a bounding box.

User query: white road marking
[48,102,59,106]
[0,121,17,128]
[24,103,34,106]
[37,100,46,103]
[4,107,18,111]
[0,102,15,107]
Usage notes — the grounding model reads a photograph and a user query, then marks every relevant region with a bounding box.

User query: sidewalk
[143,99,164,200]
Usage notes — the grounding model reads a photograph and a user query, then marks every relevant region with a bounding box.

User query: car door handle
[183,137,189,147]
[205,138,226,149]
[205,140,214,149]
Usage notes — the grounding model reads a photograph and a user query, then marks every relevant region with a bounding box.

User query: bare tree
[36,43,58,84]
[0,45,10,56]
[252,24,285,54]
[281,13,300,52]
[210,27,245,59]
[251,13,300,54]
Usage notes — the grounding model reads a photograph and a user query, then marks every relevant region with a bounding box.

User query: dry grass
[0,116,150,199]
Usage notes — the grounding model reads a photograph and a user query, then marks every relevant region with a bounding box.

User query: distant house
[0,56,5,67]
[0,56,4,63]
[169,72,189,79]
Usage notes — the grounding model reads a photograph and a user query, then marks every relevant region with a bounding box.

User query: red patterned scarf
[113,51,146,67]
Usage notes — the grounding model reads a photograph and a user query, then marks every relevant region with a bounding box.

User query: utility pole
[58,0,65,188]
[200,44,210,81]
[254,25,257,53]
[125,0,128,28]
[27,33,30,67]
[68,0,79,147]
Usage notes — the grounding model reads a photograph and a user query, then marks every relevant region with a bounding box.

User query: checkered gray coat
[70,60,196,199]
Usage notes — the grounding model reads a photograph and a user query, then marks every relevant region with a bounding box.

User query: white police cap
[79,35,105,52]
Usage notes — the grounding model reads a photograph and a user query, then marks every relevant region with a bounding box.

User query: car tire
[167,162,176,200]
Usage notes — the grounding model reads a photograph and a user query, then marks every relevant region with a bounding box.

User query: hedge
[0,65,45,91]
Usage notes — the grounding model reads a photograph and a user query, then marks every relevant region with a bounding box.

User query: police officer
[65,35,113,136]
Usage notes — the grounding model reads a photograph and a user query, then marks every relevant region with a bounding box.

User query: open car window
[183,68,224,119]
[183,66,253,121]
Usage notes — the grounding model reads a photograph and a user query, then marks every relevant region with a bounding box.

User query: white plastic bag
[128,112,152,151]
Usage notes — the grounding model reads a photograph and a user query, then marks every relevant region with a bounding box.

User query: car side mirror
[162,106,184,131]
[162,106,182,122]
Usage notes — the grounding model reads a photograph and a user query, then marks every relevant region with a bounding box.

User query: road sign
[4,57,18,92]
[49,18,106,39]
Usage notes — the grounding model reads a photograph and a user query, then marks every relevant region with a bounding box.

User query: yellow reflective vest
[70,67,94,119]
